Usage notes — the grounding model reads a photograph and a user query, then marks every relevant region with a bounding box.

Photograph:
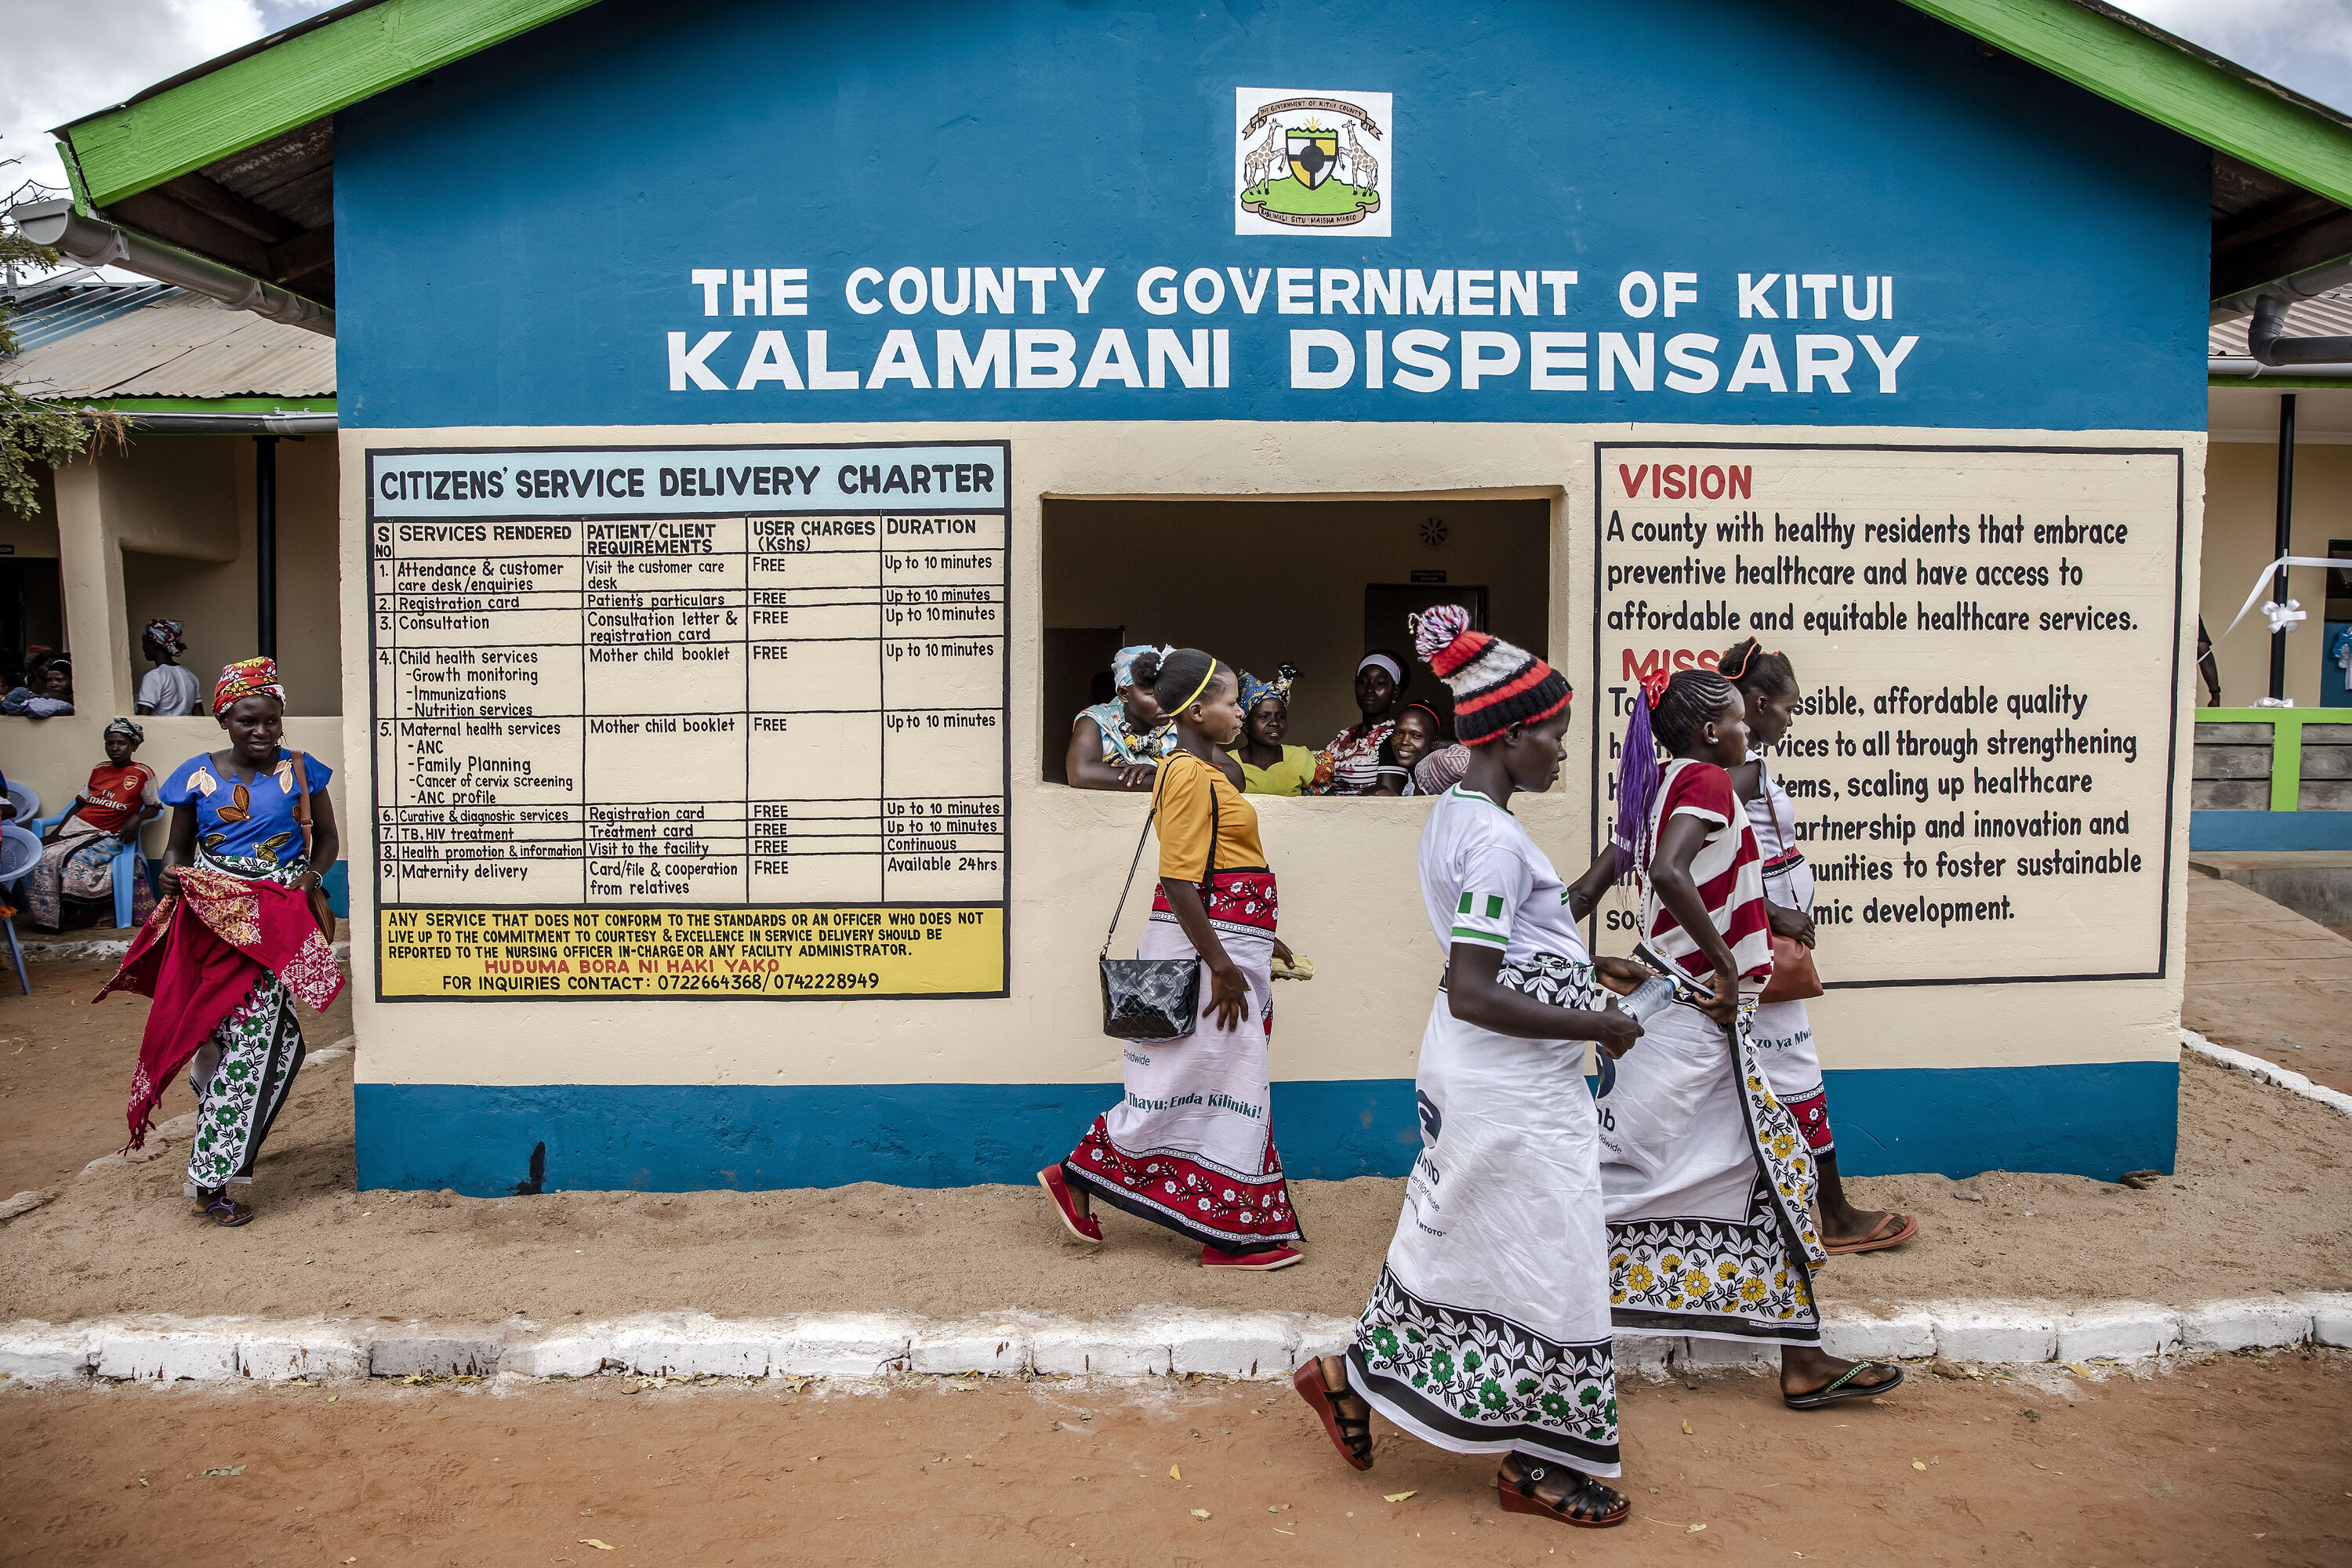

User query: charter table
[365,441,1011,1000]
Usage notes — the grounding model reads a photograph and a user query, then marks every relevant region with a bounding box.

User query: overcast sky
[2,0,2350,206]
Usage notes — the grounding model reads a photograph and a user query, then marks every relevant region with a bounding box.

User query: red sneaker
[1200,1243,1304,1270]
[1037,1164,1102,1243]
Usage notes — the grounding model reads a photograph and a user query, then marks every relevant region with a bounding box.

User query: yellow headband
[1175,660,1220,715]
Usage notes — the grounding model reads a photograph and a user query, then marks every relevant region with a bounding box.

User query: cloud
[0,0,332,200]
[2111,0,2352,115]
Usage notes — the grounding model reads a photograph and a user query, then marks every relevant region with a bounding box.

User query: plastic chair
[24,807,158,929]
[0,824,38,996]
[2,779,36,826]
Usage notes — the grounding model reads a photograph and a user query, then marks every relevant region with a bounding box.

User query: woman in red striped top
[1595,668,1902,1412]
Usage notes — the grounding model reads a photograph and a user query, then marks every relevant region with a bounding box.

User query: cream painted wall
[339,419,2202,1094]
[5,432,346,849]
[1042,497,1549,749]
[119,434,344,718]
[2202,437,2352,708]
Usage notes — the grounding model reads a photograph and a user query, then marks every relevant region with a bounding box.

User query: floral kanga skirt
[1348,966,1621,1475]
[1597,958,1828,1347]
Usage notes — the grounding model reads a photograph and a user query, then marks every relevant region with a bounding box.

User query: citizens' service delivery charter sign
[1592,443,2184,986]
[366,441,1011,1001]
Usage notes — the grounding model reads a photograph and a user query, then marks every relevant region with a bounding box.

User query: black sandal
[1783,1359,1903,1410]
[1293,1358,1374,1471]
[1496,1456,1631,1528]
[191,1189,255,1228]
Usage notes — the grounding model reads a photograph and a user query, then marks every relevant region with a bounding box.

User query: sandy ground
[1,879,2345,1325]
[5,1352,2348,1567]
[2183,875,2352,1096]
[0,959,351,1201]
[0,1039,2343,1324]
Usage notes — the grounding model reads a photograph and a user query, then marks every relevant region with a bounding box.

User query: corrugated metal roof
[2210,285,2352,354]
[8,282,180,350]
[0,285,332,399]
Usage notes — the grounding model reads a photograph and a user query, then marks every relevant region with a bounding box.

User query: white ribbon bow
[2219,556,2343,640]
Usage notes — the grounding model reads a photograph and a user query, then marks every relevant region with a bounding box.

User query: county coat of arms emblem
[1234,88,1392,237]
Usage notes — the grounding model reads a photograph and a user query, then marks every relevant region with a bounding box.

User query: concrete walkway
[2183,873,2352,1095]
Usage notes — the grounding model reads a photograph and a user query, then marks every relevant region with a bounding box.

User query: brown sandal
[1292,1358,1374,1471]
[1497,1458,1631,1528]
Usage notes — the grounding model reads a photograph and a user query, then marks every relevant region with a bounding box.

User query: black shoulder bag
[1097,763,1218,1042]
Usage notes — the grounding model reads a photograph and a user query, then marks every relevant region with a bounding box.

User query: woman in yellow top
[1229,663,1333,796]
[1040,647,1307,1271]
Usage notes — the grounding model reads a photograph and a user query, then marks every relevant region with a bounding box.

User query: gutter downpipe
[2271,393,2296,702]
[89,408,338,434]
[256,434,278,661]
[9,199,335,338]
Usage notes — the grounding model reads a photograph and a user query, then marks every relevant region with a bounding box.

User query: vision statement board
[1592,444,2185,986]
[368,441,1010,1001]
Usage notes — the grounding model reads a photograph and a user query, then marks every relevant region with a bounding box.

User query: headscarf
[1238,662,1298,714]
[143,619,187,655]
[1357,652,1403,685]
[1110,643,1169,692]
[105,717,145,745]
[212,656,287,716]
[1409,604,1570,746]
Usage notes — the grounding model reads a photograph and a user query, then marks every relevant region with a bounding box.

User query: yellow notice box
[378,906,1004,1000]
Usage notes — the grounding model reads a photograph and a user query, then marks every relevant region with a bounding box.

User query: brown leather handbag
[290,751,336,941]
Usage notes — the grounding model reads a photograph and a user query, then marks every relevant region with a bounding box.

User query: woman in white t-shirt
[1294,608,1644,1531]
[135,619,202,717]
[1721,638,1916,1256]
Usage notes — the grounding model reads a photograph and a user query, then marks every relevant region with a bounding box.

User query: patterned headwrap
[105,717,145,745]
[1409,604,1570,746]
[212,656,287,716]
[1110,643,1170,692]
[1238,662,1299,713]
[143,618,187,655]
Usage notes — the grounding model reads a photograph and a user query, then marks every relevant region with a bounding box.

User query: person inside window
[24,717,159,931]
[1374,702,1447,795]
[136,619,202,717]
[1322,651,1406,795]
[1229,664,1331,796]
[1068,643,1178,790]
[3,654,74,717]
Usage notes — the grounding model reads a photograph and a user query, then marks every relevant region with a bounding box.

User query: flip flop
[1293,1359,1374,1471]
[1824,1211,1919,1254]
[1784,1361,1904,1410]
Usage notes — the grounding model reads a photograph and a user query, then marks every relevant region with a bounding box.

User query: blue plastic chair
[24,807,158,930]
[0,823,35,996]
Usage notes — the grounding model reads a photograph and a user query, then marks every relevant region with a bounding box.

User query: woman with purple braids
[1592,666,1902,1412]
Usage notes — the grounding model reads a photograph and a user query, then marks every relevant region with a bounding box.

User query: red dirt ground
[5,1352,2348,1567]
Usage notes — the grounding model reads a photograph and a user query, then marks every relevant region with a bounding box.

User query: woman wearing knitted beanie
[1599,666,1902,1411]
[1294,606,1646,1530]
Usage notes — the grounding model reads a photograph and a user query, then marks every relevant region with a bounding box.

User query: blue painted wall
[337,0,2210,431]
[356,1062,2176,1196]
[337,0,2205,1190]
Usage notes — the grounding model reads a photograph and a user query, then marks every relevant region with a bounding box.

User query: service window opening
[1040,498,1551,782]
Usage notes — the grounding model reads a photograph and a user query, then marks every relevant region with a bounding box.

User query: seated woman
[1320,651,1406,795]
[3,655,75,718]
[1229,665,1331,796]
[25,717,157,930]
[1374,702,1447,795]
[1067,644,1178,790]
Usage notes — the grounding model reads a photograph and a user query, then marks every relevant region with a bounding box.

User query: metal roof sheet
[0,285,332,399]
[2209,285,2352,354]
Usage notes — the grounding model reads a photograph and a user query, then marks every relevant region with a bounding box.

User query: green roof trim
[85,397,337,413]
[60,0,604,208]
[1897,0,2352,209]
